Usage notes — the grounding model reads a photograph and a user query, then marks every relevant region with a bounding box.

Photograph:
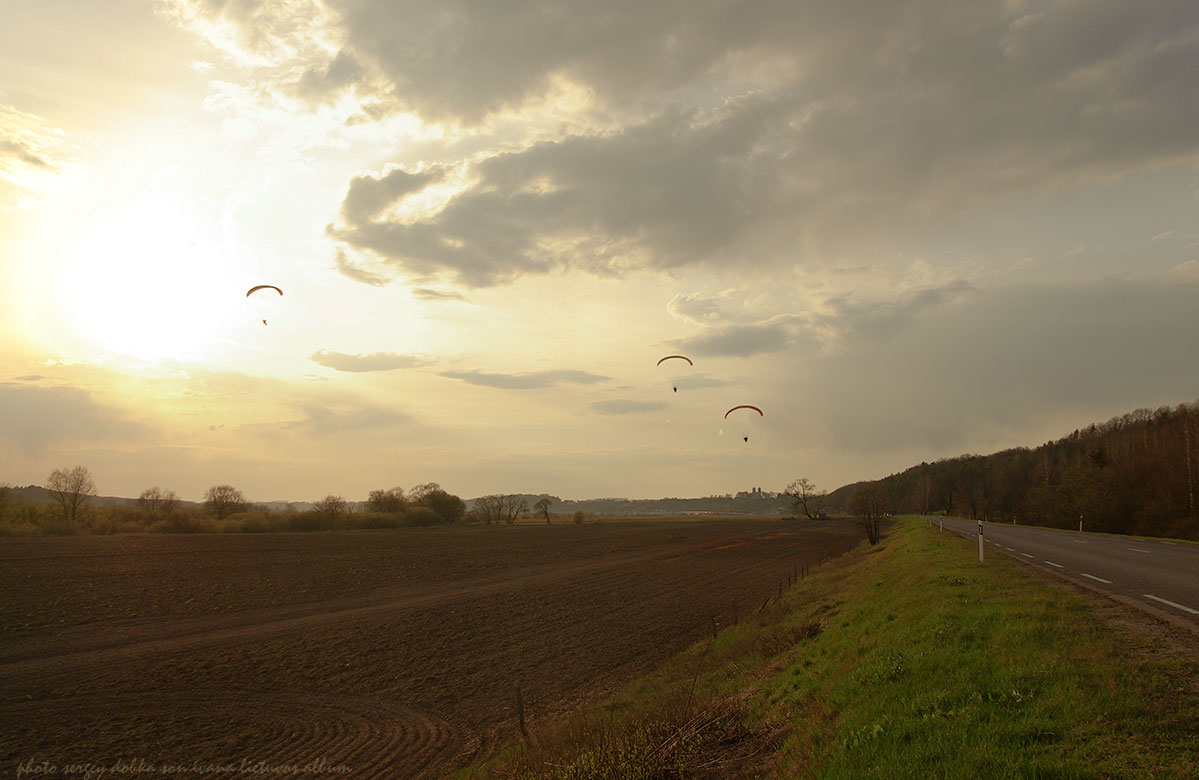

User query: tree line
[0,470,594,535]
[834,400,1199,540]
[0,473,481,535]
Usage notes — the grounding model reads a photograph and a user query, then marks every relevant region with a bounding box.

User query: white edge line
[1142,594,1199,615]
[1021,553,1034,558]
[1080,573,1112,584]
[1043,560,1064,568]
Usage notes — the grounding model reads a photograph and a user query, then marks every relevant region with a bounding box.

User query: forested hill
[828,400,1199,540]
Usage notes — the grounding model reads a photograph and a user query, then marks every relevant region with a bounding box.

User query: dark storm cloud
[591,399,668,415]
[316,0,1199,286]
[330,103,784,285]
[0,383,148,454]
[441,369,609,389]
[309,349,431,372]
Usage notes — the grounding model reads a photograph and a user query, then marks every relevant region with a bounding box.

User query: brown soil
[0,519,863,780]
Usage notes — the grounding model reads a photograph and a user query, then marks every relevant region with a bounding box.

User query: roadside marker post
[978,521,985,563]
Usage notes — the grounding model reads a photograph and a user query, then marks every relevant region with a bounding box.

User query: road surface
[927,516,1198,631]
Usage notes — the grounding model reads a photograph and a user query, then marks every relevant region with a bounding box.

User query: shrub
[573,509,586,524]
[405,506,445,527]
[151,513,216,534]
[350,510,406,530]
[223,511,284,533]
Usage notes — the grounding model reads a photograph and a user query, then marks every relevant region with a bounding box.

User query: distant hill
[830,400,1199,539]
[468,491,794,517]
[6,485,167,509]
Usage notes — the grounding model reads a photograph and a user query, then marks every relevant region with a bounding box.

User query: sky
[2,0,1198,504]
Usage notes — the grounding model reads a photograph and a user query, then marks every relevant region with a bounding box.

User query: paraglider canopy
[657,355,694,393]
[246,285,283,325]
[724,405,763,442]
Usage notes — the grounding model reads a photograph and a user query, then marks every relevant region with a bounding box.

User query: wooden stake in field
[516,683,528,738]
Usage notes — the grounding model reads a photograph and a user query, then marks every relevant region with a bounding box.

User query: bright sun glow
[60,199,244,360]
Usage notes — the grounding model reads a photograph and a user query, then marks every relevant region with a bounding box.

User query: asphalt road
[927,516,1199,631]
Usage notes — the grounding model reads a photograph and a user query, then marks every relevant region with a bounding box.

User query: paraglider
[656,355,693,392]
[245,285,282,325]
[724,405,763,442]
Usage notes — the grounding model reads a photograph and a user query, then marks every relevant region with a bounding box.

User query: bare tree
[138,486,179,524]
[784,478,829,520]
[475,494,528,525]
[848,483,888,545]
[502,494,529,525]
[314,494,347,528]
[46,466,96,527]
[204,484,246,521]
[533,497,552,524]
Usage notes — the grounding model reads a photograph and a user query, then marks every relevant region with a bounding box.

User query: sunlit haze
[3,0,1197,503]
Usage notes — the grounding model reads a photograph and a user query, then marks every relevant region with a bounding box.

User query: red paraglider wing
[724,405,763,419]
[245,285,283,297]
[656,355,694,366]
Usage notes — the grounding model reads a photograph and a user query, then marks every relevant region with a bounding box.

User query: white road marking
[1080,573,1112,584]
[1073,539,1087,544]
[1021,553,1034,558]
[1142,594,1199,615]
[1004,546,1015,551]
[1127,548,1151,554]
[1043,560,1064,568]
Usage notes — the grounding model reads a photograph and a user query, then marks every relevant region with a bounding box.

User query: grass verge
[453,518,1198,780]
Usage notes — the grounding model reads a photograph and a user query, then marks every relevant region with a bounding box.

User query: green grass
[456,519,1198,780]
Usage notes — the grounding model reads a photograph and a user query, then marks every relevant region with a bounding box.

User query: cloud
[0,139,51,170]
[273,399,412,436]
[333,250,390,287]
[440,369,609,389]
[310,349,431,373]
[0,383,148,455]
[792,278,1199,455]
[411,287,468,303]
[311,0,1199,287]
[12,375,46,381]
[340,165,448,224]
[591,399,669,415]
[676,323,792,358]
[818,280,977,342]
[293,49,366,105]
[667,292,730,325]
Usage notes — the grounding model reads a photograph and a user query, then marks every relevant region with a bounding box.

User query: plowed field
[0,519,862,779]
